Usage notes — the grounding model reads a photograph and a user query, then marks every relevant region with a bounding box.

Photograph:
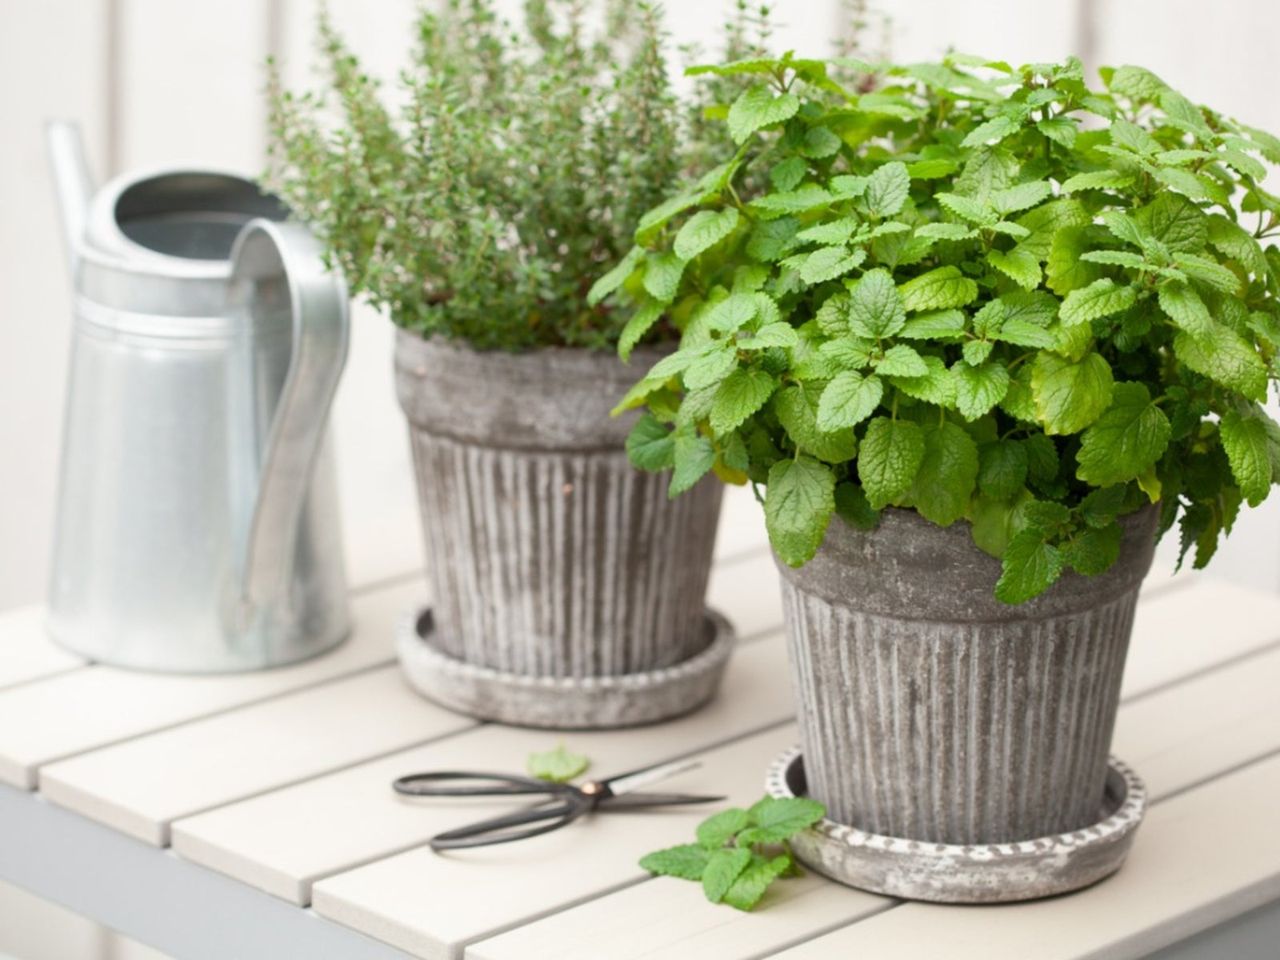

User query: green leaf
[847,269,907,338]
[740,322,800,350]
[834,482,880,529]
[1046,226,1102,294]
[953,361,1010,420]
[1032,352,1115,435]
[859,417,926,509]
[1208,215,1268,276]
[526,744,589,783]
[625,414,675,472]
[765,457,837,566]
[911,421,979,526]
[1017,198,1091,260]
[1076,382,1172,486]
[898,266,979,311]
[682,344,738,389]
[710,368,777,436]
[1220,409,1273,506]
[800,124,843,159]
[991,180,1053,215]
[1156,282,1213,337]
[722,854,793,912]
[888,355,957,408]
[774,385,859,462]
[770,156,808,192]
[1173,327,1268,401]
[1059,279,1137,327]
[916,222,978,241]
[799,246,866,285]
[618,301,666,362]
[1037,117,1077,147]
[747,217,800,261]
[639,843,711,881]
[1173,253,1242,295]
[1061,523,1123,576]
[796,218,858,245]
[742,796,826,843]
[674,208,740,263]
[750,184,834,219]
[864,161,911,218]
[1060,170,1134,194]
[696,808,751,849]
[728,85,801,143]
[961,114,1021,148]
[875,344,929,378]
[899,308,966,339]
[589,246,642,306]
[988,247,1042,290]
[704,293,758,333]
[995,529,1064,604]
[670,432,715,495]
[1132,192,1207,254]
[703,847,754,903]
[643,252,686,303]
[978,440,1029,500]
[1110,118,1159,155]
[936,192,998,225]
[817,371,884,430]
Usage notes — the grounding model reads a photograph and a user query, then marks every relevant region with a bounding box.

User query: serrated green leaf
[875,344,929,377]
[527,744,590,783]
[859,417,926,508]
[1157,282,1213,337]
[1061,522,1123,575]
[898,266,979,311]
[1061,170,1134,194]
[995,529,1064,604]
[774,384,859,462]
[710,368,777,435]
[916,222,978,241]
[864,161,911,218]
[625,413,675,472]
[696,808,751,849]
[936,192,998,225]
[744,795,826,842]
[769,156,808,192]
[899,308,966,339]
[1037,117,1077,147]
[1208,215,1268,276]
[728,85,800,143]
[1046,225,1103,294]
[834,482,880,529]
[1080,249,1147,268]
[962,114,1021,148]
[1060,278,1137,326]
[746,217,800,262]
[750,183,835,219]
[991,180,1053,215]
[1076,382,1171,485]
[979,440,1029,500]
[1173,326,1268,401]
[952,360,1010,420]
[800,124,843,159]
[740,322,800,350]
[589,246,642,307]
[643,252,686,303]
[888,355,957,407]
[765,457,836,566]
[799,246,866,285]
[1017,198,1091,260]
[674,208,740,261]
[704,293,758,333]
[911,421,979,526]
[670,432,715,495]
[796,218,859,245]
[721,854,792,912]
[1032,351,1115,434]
[1110,118,1160,155]
[963,338,993,366]
[1132,192,1207,254]
[618,300,666,362]
[639,843,711,881]
[1173,253,1243,295]
[1220,409,1273,505]
[988,247,1042,290]
[848,269,907,338]
[703,847,753,903]
[817,371,883,430]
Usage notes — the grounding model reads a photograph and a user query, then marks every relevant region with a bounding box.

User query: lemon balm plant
[604,54,1280,602]
[599,53,1280,894]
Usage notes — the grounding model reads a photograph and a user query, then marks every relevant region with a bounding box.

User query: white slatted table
[1,485,1279,960]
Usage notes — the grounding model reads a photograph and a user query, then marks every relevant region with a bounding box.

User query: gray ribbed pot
[777,506,1159,846]
[394,332,728,727]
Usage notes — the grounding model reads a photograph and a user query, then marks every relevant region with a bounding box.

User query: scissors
[392,757,724,850]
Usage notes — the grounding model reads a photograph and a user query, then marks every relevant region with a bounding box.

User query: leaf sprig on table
[639,795,825,911]
[600,54,1280,602]
[526,744,590,783]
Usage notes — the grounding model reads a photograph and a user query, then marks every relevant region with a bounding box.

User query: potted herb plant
[266,1,757,728]
[602,52,1280,888]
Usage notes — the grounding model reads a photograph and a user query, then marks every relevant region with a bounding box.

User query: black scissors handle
[428,797,590,850]
[393,771,568,798]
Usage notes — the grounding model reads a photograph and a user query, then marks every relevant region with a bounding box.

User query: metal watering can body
[45,123,351,672]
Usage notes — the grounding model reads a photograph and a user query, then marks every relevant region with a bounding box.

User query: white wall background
[2,1,1279,956]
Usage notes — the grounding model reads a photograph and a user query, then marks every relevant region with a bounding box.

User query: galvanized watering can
[45,122,351,673]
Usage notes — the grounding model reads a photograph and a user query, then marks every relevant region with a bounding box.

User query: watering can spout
[46,121,95,275]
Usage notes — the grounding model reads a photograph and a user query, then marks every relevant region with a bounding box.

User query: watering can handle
[228,219,349,620]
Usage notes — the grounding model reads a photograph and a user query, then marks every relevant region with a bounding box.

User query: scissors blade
[600,791,725,808]
[604,758,703,797]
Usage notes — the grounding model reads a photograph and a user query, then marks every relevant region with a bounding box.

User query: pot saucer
[396,608,734,729]
[766,746,1147,903]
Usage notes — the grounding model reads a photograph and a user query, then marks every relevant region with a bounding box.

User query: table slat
[0,578,425,788]
[464,595,1280,960]
[309,725,801,960]
[170,635,796,905]
[770,752,1280,960]
[37,666,474,844]
[0,604,84,690]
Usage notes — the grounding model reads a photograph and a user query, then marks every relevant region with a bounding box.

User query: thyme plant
[600,54,1280,602]
[267,1,771,351]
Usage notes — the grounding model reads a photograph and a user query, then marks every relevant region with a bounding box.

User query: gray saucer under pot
[773,506,1160,901]
[393,333,732,728]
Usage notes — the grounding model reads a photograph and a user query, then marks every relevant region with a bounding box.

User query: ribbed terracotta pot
[777,506,1159,845]
[393,332,728,726]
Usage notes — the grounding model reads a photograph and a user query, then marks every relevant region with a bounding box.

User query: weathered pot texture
[395,332,723,684]
[777,506,1159,845]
